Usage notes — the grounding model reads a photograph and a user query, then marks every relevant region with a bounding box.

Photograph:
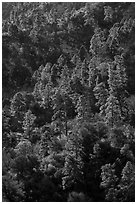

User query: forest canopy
[2,2,135,202]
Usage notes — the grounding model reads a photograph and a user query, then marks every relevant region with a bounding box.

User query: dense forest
[2,2,135,202]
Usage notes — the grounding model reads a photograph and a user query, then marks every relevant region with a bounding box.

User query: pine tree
[52,90,69,138]
[105,63,122,127]
[90,28,106,56]
[33,64,53,109]
[59,64,71,93]
[118,161,135,201]
[94,81,108,117]
[78,45,89,62]
[100,163,118,201]
[23,110,36,139]
[105,91,121,127]
[88,56,100,88]
[76,92,93,122]
[50,64,58,86]
[71,56,82,80]
[62,121,84,190]
[80,59,89,85]
[114,55,128,117]
[41,63,51,85]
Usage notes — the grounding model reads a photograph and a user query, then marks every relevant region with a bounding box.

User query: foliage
[2,2,135,202]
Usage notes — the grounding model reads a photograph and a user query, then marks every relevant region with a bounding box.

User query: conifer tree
[105,91,121,127]
[88,56,100,88]
[59,64,71,93]
[76,91,93,122]
[41,64,50,85]
[114,55,128,117]
[33,64,53,109]
[118,161,135,201]
[2,2,135,202]
[105,63,122,127]
[94,81,108,117]
[80,59,89,85]
[78,45,89,62]
[52,90,68,138]
[23,110,36,139]
[71,54,81,67]
[62,121,84,190]
[50,64,59,86]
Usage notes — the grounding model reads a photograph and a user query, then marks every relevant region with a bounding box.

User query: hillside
[2,2,135,202]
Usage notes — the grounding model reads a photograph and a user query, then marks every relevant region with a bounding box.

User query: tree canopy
[2,2,135,202]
